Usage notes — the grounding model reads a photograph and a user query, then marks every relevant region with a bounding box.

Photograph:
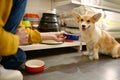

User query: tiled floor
[22,47,120,80]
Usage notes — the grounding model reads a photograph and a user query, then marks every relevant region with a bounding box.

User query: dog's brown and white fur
[73,12,120,60]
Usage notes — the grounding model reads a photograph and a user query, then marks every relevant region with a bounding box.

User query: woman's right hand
[16,27,29,45]
[41,31,66,42]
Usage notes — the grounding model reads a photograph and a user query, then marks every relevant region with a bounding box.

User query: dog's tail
[117,44,120,57]
[111,44,120,58]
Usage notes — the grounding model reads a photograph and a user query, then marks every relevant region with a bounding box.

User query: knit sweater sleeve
[0,0,20,56]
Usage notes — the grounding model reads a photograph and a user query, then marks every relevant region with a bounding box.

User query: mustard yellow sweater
[0,0,42,56]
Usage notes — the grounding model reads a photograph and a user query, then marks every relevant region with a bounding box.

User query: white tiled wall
[25,0,52,16]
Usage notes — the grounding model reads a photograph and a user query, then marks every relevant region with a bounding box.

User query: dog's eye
[81,19,84,22]
[87,20,90,23]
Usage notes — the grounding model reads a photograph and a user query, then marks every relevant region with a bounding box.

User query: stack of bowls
[21,20,32,28]
[37,12,60,32]
[23,13,40,28]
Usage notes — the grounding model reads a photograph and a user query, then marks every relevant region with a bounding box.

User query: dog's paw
[112,54,119,59]
[93,54,99,60]
[83,51,89,56]
[89,55,94,60]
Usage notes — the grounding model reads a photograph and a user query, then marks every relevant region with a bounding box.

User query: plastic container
[64,34,79,41]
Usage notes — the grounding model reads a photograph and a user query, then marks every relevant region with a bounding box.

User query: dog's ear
[72,11,81,23]
[92,13,101,22]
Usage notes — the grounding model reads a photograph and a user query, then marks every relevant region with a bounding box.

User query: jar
[37,13,60,32]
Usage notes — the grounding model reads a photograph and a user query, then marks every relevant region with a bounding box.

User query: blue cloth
[4,0,27,34]
[0,0,27,69]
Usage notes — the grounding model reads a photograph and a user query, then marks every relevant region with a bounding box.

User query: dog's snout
[82,25,86,28]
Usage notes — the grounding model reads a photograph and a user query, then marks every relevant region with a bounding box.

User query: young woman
[0,0,65,80]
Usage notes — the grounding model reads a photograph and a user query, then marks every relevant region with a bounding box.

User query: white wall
[101,0,120,9]
[25,0,52,16]
[25,0,120,16]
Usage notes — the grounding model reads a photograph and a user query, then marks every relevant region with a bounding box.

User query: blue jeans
[0,0,27,69]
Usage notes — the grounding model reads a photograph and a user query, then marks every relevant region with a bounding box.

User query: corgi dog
[73,12,120,60]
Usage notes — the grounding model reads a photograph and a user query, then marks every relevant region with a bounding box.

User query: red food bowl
[25,59,45,73]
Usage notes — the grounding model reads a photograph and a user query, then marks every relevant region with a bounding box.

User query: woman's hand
[16,27,29,45]
[51,31,66,42]
[41,31,66,42]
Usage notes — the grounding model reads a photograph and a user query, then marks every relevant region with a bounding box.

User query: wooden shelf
[19,41,86,51]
